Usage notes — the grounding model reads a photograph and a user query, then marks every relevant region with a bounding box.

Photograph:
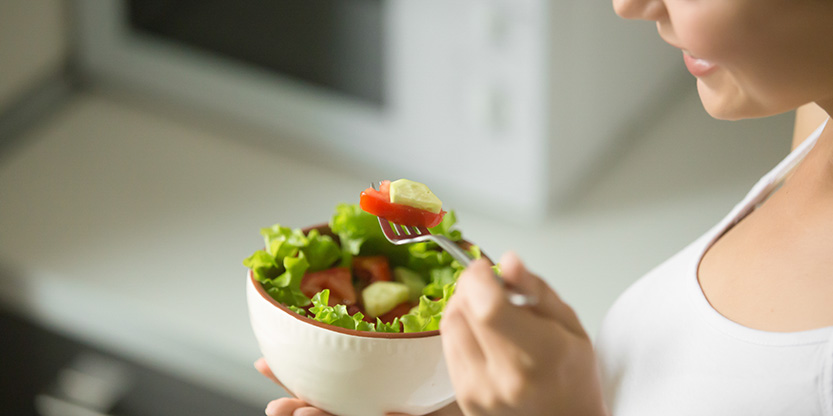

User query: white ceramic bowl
[246,226,458,416]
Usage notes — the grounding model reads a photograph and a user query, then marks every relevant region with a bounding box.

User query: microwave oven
[73,0,683,220]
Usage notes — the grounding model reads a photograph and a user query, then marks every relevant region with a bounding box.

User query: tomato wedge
[360,180,446,228]
[352,256,392,285]
[300,267,357,306]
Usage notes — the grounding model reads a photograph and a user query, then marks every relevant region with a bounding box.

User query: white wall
[548,1,687,207]
[0,0,68,113]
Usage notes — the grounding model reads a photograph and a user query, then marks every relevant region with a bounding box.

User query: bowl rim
[249,223,470,339]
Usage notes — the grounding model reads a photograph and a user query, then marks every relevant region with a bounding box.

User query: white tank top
[595,120,833,416]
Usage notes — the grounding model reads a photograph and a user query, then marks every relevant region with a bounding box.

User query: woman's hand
[255,358,333,416]
[440,252,607,416]
[254,358,462,416]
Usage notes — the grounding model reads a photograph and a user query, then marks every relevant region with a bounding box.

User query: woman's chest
[597,241,831,416]
[697,187,833,332]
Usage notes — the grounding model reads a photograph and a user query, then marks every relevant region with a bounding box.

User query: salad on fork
[363,180,538,307]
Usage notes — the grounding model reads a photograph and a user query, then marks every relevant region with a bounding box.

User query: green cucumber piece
[389,179,442,213]
[362,281,410,318]
[394,267,426,304]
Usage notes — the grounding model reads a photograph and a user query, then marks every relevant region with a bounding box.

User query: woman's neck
[818,99,833,119]
[811,100,832,162]
[793,110,833,198]
[792,102,830,149]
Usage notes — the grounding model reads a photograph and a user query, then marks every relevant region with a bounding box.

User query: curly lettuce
[309,290,401,333]
[400,283,456,333]
[243,225,341,308]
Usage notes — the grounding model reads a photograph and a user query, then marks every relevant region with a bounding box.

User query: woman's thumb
[498,252,588,337]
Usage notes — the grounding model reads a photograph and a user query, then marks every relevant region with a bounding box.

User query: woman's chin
[696,78,764,121]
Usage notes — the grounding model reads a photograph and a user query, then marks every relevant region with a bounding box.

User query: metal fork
[372,184,537,307]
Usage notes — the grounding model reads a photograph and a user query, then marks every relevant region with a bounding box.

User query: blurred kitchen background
[0,0,794,415]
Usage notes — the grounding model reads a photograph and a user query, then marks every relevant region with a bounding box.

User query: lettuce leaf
[418,244,481,298]
[329,203,377,256]
[261,253,311,307]
[309,290,369,330]
[288,305,307,316]
[422,267,456,299]
[309,290,400,332]
[243,224,341,308]
[401,283,455,333]
[405,242,454,273]
[299,229,341,272]
[429,210,462,241]
[375,317,401,333]
[243,250,281,283]
[329,202,411,267]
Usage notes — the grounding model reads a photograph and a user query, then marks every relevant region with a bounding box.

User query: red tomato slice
[352,256,391,285]
[360,181,446,228]
[378,301,413,324]
[300,267,357,306]
[379,179,391,195]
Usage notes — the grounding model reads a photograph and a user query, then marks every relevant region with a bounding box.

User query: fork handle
[430,236,475,267]
[433,237,538,307]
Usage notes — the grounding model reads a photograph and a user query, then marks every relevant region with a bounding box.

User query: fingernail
[265,400,279,416]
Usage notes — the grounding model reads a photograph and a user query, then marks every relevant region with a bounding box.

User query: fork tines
[393,223,419,236]
[377,217,431,245]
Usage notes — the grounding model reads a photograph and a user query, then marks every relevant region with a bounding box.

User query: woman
[260,0,833,413]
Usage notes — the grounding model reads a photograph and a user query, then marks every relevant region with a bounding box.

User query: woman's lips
[683,53,717,77]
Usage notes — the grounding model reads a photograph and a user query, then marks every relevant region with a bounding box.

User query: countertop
[0,87,792,406]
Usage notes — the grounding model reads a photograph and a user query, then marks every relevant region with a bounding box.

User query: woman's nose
[613,0,666,21]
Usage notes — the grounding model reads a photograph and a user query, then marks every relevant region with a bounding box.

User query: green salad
[244,203,481,333]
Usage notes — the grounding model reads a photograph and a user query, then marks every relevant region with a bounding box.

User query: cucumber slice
[362,281,411,318]
[389,179,442,214]
[394,267,426,303]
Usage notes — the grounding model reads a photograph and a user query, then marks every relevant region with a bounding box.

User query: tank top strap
[724,118,828,229]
